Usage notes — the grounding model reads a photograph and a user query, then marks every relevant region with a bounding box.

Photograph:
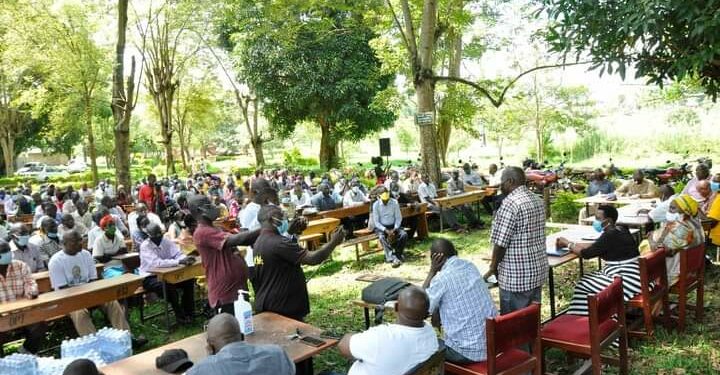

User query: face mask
[150,236,163,246]
[47,232,59,239]
[105,228,117,238]
[712,182,720,192]
[0,252,11,265]
[592,220,604,233]
[276,218,289,234]
[352,186,360,194]
[666,212,682,222]
[15,235,29,247]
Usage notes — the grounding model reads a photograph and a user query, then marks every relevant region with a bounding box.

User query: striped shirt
[490,186,548,292]
[0,260,38,302]
[427,256,497,361]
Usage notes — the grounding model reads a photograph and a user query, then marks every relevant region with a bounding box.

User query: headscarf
[673,194,698,217]
[99,215,115,229]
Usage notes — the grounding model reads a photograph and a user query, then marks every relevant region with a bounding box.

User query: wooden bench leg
[355,244,361,262]
[363,307,370,329]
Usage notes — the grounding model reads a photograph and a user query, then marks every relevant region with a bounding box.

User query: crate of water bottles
[37,354,105,375]
[61,327,132,364]
[0,353,38,375]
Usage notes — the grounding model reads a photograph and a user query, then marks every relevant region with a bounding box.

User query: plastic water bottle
[234,290,254,335]
[0,353,38,375]
[96,327,132,363]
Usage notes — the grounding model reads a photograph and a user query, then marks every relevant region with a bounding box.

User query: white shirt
[59,223,88,240]
[127,212,164,235]
[348,323,438,375]
[343,189,368,207]
[92,232,126,268]
[649,195,676,223]
[289,190,312,208]
[239,202,262,267]
[417,182,437,204]
[48,250,97,290]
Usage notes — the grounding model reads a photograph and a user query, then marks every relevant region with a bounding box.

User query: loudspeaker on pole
[379,138,391,157]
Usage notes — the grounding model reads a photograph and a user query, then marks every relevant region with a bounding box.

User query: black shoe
[132,335,148,349]
[391,259,402,268]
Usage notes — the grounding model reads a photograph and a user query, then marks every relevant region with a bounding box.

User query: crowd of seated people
[2,160,712,375]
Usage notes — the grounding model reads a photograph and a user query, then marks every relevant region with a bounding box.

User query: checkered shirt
[490,186,548,292]
[427,256,497,361]
[0,260,38,302]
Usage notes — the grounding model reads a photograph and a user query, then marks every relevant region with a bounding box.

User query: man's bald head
[500,166,526,195]
[206,313,243,353]
[395,286,429,327]
[430,238,457,258]
[697,179,711,199]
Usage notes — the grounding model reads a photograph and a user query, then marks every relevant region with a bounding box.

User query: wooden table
[579,203,653,239]
[100,312,338,375]
[112,253,140,273]
[544,226,638,318]
[306,203,429,240]
[33,264,105,294]
[0,274,145,332]
[575,195,658,215]
[149,259,204,332]
[434,190,488,231]
[301,218,341,241]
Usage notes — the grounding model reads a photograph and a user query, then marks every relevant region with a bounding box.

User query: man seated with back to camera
[423,238,497,364]
[328,286,439,375]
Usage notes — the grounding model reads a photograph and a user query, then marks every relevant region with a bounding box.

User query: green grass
[13,216,719,373]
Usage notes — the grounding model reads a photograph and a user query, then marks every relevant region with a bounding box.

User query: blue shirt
[587,179,615,196]
[372,199,402,231]
[426,256,497,361]
[187,341,295,375]
[311,193,337,211]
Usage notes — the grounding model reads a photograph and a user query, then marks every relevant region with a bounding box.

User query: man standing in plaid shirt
[486,167,548,314]
[0,239,46,354]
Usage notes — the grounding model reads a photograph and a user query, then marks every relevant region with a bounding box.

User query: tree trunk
[163,130,174,176]
[112,0,133,191]
[178,134,187,171]
[436,14,462,168]
[0,136,14,177]
[251,137,265,167]
[85,98,99,185]
[318,118,338,170]
[415,0,441,184]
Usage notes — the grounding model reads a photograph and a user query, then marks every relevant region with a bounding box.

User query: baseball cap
[156,349,193,373]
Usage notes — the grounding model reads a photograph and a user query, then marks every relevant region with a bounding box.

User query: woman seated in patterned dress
[645,194,704,285]
[556,204,641,315]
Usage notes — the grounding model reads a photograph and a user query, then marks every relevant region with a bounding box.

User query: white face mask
[666,212,682,222]
[352,186,360,194]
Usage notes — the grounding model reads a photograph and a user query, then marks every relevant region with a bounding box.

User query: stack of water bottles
[61,327,131,364]
[0,353,38,375]
[95,327,132,363]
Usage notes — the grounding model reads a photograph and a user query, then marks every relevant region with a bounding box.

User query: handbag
[361,277,411,324]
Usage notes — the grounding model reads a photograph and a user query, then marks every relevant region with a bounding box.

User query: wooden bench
[299,233,323,250]
[345,230,380,261]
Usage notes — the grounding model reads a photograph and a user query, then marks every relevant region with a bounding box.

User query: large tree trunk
[415,0,441,184]
[436,11,463,168]
[251,137,265,167]
[85,98,99,185]
[318,118,338,169]
[112,0,133,191]
[0,136,14,177]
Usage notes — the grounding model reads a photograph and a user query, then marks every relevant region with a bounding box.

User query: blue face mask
[592,220,604,233]
[0,252,11,265]
[47,232,59,239]
[276,219,289,234]
[712,182,720,192]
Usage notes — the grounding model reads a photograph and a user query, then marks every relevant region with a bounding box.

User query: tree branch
[385,0,412,57]
[433,61,593,107]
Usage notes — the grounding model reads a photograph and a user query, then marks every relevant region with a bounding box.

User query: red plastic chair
[627,249,671,339]
[541,277,629,375]
[445,303,541,375]
[669,244,705,332]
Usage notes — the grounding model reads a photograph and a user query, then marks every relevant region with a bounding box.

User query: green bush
[550,191,584,224]
[282,148,319,168]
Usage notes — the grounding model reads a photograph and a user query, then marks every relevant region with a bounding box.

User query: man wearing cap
[186,313,294,375]
[238,178,278,282]
[189,195,261,315]
[372,187,407,268]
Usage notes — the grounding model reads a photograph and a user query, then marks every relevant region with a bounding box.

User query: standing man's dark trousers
[0,323,47,354]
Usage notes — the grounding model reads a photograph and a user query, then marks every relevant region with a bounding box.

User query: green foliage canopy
[540,0,720,99]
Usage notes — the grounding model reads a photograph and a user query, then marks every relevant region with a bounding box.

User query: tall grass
[570,130,627,162]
